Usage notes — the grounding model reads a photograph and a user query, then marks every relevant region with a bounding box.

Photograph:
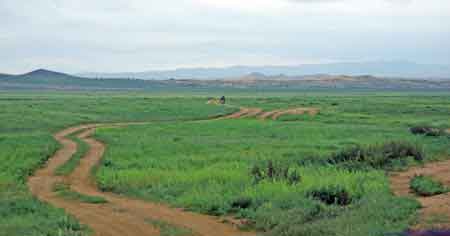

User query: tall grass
[0,94,235,236]
[1,92,449,235]
[95,101,449,235]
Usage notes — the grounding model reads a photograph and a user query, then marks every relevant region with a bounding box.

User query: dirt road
[390,159,450,230]
[222,107,319,120]
[28,109,255,236]
[223,107,261,119]
[27,106,449,235]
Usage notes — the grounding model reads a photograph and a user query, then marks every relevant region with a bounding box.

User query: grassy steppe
[0,93,234,236]
[95,94,450,236]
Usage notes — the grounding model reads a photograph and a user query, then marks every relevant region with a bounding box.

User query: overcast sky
[1,0,450,74]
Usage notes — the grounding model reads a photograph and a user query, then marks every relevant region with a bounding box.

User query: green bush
[251,161,301,185]
[231,197,253,210]
[328,141,424,170]
[410,126,445,137]
[307,186,353,206]
[410,175,449,197]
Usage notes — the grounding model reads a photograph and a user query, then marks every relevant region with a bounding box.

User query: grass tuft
[410,126,445,137]
[55,133,89,176]
[410,175,449,197]
[54,183,108,204]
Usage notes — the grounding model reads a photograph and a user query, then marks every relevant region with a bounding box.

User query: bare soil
[223,107,261,119]
[28,110,255,236]
[26,107,448,235]
[258,107,319,120]
[390,159,450,230]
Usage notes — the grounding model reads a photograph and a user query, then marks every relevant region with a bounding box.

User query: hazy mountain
[78,61,450,80]
[174,74,450,90]
[2,69,449,91]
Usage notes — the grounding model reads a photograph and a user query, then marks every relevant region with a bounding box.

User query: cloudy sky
[1,0,449,74]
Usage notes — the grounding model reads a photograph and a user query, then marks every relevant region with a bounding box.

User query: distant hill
[0,69,169,91]
[78,61,450,80]
[0,73,12,79]
[175,74,450,90]
[1,69,449,91]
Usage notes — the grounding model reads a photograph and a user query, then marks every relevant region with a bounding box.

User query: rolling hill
[0,69,168,90]
[0,73,12,79]
[1,69,449,91]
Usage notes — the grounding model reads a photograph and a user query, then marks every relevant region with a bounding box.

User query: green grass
[94,93,450,236]
[55,132,89,176]
[0,91,449,236]
[0,93,235,236]
[410,175,449,197]
[145,218,199,236]
[54,183,108,204]
[94,120,426,235]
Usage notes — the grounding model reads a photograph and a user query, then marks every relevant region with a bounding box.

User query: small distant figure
[207,96,226,105]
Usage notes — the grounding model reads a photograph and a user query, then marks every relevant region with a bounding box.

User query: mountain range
[78,61,450,80]
[1,68,450,91]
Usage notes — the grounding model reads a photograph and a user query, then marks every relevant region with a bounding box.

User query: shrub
[410,175,449,197]
[206,205,222,216]
[328,141,424,170]
[251,161,301,185]
[307,186,353,206]
[231,197,253,209]
[410,126,444,137]
[381,141,424,161]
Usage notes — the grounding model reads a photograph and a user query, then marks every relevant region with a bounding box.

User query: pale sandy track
[257,110,279,120]
[257,107,319,120]
[239,108,263,118]
[27,106,447,235]
[390,158,450,230]
[28,109,255,236]
[223,107,253,119]
[270,108,320,120]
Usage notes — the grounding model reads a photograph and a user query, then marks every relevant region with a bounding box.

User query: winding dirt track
[28,110,255,236]
[223,107,261,119]
[27,106,450,235]
[390,159,450,230]
[223,107,319,120]
[269,108,320,120]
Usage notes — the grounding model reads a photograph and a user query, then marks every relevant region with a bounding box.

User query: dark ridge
[21,69,76,79]
[0,73,12,79]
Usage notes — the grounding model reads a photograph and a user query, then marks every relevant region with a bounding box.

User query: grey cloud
[0,0,448,74]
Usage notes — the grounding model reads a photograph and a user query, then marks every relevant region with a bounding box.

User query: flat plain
[1,91,449,236]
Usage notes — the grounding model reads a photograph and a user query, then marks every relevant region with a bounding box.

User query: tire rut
[27,110,255,236]
[29,106,446,235]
